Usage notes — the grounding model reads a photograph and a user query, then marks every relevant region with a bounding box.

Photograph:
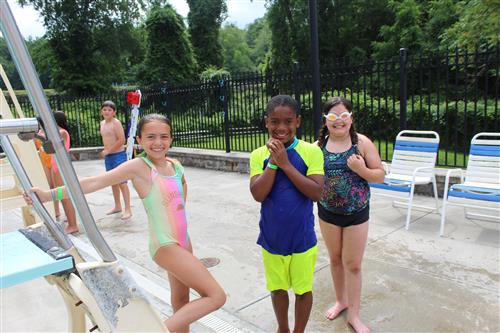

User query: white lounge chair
[370,130,440,230]
[440,132,500,236]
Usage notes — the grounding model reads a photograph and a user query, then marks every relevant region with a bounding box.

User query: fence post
[399,48,407,131]
[265,69,274,97]
[309,0,322,139]
[220,78,230,153]
[293,63,302,139]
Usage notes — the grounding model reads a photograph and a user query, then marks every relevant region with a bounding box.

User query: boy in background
[100,100,132,220]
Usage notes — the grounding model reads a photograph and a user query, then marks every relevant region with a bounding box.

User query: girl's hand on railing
[23,187,51,204]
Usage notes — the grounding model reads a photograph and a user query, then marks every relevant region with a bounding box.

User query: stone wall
[69,146,462,197]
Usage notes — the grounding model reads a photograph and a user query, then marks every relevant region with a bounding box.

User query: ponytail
[317,124,329,148]
[350,122,358,146]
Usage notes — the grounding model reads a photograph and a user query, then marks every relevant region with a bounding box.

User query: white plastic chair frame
[370,130,440,230]
[440,132,500,236]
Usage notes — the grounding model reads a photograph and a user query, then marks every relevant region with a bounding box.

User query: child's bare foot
[64,225,79,234]
[121,210,132,220]
[347,316,370,333]
[325,302,348,320]
[106,207,122,215]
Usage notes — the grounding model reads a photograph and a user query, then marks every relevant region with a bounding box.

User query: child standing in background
[316,97,384,333]
[250,95,324,333]
[35,111,79,233]
[51,111,78,233]
[100,100,132,220]
[35,128,60,219]
[25,114,226,332]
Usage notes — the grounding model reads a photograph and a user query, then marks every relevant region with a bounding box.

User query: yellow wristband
[56,187,63,201]
[267,162,278,170]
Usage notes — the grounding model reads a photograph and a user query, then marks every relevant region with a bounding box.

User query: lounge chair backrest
[389,130,440,179]
[465,133,500,187]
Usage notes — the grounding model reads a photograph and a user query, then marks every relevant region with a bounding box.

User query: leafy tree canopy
[219,24,255,73]
[372,0,424,59]
[266,0,309,72]
[246,17,271,69]
[442,0,500,48]
[140,4,197,85]
[18,0,146,94]
[0,36,53,90]
[187,0,227,71]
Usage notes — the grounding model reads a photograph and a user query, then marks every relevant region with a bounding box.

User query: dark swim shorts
[105,151,127,171]
[318,203,369,227]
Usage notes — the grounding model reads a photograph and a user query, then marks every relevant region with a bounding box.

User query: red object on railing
[127,91,140,105]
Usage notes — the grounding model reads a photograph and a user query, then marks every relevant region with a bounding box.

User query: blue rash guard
[250,138,324,255]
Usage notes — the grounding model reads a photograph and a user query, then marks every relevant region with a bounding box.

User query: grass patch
[174,134,466,167]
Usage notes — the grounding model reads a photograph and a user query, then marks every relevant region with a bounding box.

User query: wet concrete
[1,160,499,332]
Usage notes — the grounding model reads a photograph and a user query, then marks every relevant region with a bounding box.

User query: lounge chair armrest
[442,168,464,198]
[444,168,464,182]
[411,166,435,180]
[381,161,389,174]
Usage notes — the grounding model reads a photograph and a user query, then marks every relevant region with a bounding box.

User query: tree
[442,0,500,48]
[186,0,227,71]
[219,24,255,73]
[140,5,197,85]
[423,0,459,51]
[0,37,23,90]
[266,0,309,72]
[265,0,392,71]
[246,17,271,69]
[372,0,425,59]
[0,36,54,90]
[27,37,55,89]
[18,0,145,94]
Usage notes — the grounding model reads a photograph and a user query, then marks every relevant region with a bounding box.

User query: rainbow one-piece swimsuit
[140,156,190,259]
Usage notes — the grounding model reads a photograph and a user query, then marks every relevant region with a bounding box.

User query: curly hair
[317,96,358,148]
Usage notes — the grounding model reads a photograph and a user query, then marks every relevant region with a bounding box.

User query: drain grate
[200,257,220,268]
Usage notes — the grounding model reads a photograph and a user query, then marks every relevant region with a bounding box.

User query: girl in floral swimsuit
[316,97,385,333]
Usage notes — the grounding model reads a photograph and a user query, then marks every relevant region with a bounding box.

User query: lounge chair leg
[440,197,448,237]
[405,186,416,230]
[432,177,439,213]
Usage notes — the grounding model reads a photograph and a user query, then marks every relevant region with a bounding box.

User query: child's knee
[343,258,362,274]
[330,254,342,266]
[210,288,226,309]
[171,292,190,306]
[295,291,312,301]
[271,289,288,298]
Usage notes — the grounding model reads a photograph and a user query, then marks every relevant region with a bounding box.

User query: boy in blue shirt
[250,95,324,333]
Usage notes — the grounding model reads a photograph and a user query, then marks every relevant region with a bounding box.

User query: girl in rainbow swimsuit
[24,113,226,333]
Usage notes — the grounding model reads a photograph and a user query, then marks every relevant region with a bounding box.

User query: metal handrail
[0,135,72,250]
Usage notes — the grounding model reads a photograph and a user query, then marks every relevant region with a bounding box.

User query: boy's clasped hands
[266,138,290,169]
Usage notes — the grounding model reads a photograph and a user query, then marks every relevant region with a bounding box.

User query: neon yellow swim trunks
[261,245,317,295]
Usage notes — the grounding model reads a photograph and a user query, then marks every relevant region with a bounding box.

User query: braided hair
[317,96,358,148]
[266,95,300,116]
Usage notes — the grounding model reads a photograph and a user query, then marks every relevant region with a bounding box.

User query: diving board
[0,231,74,289]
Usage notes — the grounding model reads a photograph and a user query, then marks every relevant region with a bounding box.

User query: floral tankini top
[320,144,370,215]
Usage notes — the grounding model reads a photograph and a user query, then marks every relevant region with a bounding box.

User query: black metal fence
[7,46,499,168]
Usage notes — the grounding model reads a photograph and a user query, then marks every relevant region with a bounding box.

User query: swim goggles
[323,112,352,122]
